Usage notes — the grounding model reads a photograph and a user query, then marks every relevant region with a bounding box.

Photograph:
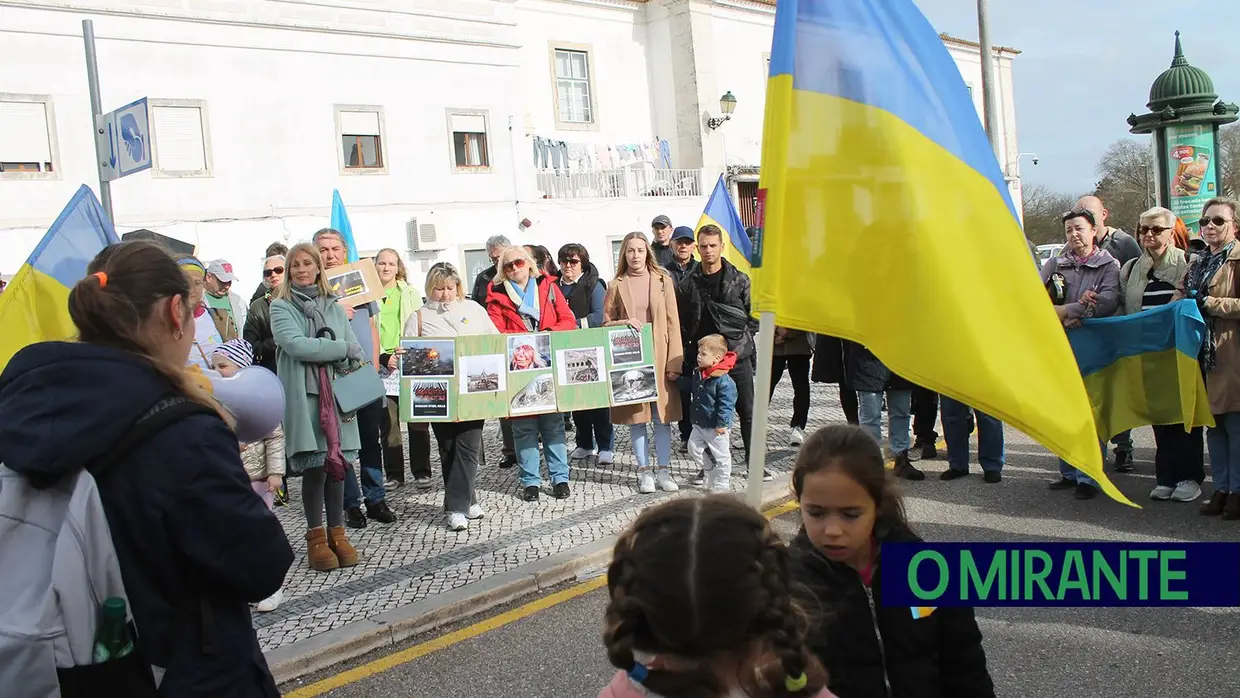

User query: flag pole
[745,311,777,508]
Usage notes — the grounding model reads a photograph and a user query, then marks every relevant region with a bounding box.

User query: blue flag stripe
[28,185,118,288]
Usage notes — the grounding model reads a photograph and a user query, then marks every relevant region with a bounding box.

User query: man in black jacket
[650,215,676,268]
[471,234,511,305]
[668,226,699,445]
[679,225,761,476]
[243,254,284,373]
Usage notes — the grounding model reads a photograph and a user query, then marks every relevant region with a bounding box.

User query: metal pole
[976,0,1002,161]
[744,311,777,509]
[82,19,113,222]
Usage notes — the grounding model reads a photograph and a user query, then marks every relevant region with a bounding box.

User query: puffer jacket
[1119,246,1188,315]
[241,425,285,481]
[789,527,994,698]
[243,293,276,373]
[692,351,738,429]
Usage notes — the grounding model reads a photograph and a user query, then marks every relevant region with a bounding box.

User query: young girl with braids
[599,495,836,698]
[788,425,993,698]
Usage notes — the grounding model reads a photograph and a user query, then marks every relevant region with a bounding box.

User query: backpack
[0,396,214,698]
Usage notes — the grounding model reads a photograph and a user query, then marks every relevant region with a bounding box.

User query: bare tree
[1022,183,1079,244]
[1217,122,1240,198]
[1093,138,1156,232]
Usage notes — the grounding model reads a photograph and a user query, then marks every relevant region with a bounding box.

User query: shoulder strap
[416,308,423,336]
[89,397,217,481]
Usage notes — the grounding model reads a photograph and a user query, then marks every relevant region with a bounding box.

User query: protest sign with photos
[325,258,384,308]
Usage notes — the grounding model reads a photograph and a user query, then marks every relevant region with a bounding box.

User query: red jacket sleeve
[485,286,509,333]
[544,281,578,331]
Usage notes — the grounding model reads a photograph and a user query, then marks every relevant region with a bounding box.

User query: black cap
[671,226,695,241]
[651,215,672,228]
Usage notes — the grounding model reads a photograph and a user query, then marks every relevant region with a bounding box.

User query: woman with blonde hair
[485,245,578,501]
[374,248,433,491]
[271,242,364,570]
[604,232,684,493]
[1121,206,1202,502]
[405,262,497,530]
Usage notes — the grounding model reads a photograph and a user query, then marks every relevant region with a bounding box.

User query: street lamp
[707,91,737,130]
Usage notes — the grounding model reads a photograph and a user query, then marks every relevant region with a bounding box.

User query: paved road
[280,426,1240,697]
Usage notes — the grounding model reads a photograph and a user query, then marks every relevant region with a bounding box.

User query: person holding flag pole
[743,0,1125,508]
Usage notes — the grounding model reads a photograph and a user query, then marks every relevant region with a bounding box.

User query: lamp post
[707,91,737,130]
[1128,31,1237,234]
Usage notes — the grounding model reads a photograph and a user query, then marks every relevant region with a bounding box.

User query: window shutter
[340,110,381,136]
[0,101,51,163]
[152,106,206,172]
[450,114,486,134]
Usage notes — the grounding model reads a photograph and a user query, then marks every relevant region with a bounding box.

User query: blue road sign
[104,97,151,179]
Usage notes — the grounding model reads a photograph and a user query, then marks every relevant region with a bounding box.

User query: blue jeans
[511,413,570,488]
[343,400,387,507]
[631,405,672,469]
[573,407,614,452]
[1206,412,1240,493]
[1059,440,1105,487]
[940,397,1005,473]
[858,390,912,454]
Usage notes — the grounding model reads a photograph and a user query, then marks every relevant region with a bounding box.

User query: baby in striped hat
[210,337,254,377]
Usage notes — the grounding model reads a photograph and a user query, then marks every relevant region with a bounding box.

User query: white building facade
[0,0,1022,295]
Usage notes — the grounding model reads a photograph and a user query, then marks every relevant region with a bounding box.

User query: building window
[0,96,57,178]
[336,106,386,173]
[966,83,975,97]
[461,247,493,298]
[448,111,490,171]
[150,100,211,177]
[553,47,594,127]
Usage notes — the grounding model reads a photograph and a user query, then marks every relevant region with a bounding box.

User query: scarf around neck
[290,283,333,390]
[506,277,540,328]
[1185,241,1235,372]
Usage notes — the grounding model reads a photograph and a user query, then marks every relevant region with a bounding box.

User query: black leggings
[770,354,811,429]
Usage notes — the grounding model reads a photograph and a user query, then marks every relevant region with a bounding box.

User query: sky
[916,0,1240,194]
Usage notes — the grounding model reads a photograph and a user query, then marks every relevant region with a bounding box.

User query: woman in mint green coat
[271,242,363,572]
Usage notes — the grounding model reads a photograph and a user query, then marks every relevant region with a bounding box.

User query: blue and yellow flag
[1069,300,1214,441]
[330,189,360,263]
[0,185,119,371]
[753,0,1126,503]
[696,175,753,274]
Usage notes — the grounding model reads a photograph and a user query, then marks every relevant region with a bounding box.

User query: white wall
[706,2,774,167]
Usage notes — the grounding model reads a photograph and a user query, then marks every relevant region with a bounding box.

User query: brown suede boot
[1200,490,1229,516]
[1224,493,1240,521]
[327,526,359,567]
[306,528,339,572]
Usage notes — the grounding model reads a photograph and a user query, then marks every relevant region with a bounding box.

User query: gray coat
[1040,249,1122,320]
[271,297,361,459]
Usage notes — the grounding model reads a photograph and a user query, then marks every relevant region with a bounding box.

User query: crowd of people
[3,189,1240,696]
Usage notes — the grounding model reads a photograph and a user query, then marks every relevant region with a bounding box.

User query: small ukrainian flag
[911,606,937,620]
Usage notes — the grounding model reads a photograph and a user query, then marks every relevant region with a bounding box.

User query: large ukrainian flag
[696,175,753,274]
[753,0,1127,503]
[1069,300,1213,441]
[0,185,118,371]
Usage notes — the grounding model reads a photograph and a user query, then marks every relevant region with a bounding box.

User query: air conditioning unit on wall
[407,216,443,252]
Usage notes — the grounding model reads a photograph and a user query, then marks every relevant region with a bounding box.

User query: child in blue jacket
[689,334,738,491]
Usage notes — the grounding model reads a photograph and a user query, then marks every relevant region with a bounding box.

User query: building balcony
[535,165,703,200]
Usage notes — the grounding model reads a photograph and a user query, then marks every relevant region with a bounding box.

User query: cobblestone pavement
[257,379,840,652]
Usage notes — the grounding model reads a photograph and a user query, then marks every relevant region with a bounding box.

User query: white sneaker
[789,427,806,447]
[446,512,468,531]
[569,447,595,460]
[383,479,402,492]
[656,469,679,492]
[255,589,284,613]
[1171,480,1202,502]
[598,450,614,465]
[1149,485,1174,501]
[467,504,486,520]
[638,470,656,494]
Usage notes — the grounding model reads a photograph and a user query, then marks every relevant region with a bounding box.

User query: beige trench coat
[603,271,684,425]
[1195,244,1240,414]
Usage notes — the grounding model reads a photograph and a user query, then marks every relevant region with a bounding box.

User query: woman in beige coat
[604,232,684,494]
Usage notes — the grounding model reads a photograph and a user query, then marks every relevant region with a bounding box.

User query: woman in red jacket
[486,245,578,501]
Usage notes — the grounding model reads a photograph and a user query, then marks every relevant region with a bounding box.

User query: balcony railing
[536,167,703,200]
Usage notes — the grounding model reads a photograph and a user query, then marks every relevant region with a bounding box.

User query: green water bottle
[92,597,134,663]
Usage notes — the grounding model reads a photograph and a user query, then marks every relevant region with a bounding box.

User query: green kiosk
[1128,31,1238,235]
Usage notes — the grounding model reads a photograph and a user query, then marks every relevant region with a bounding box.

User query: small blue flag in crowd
[330,189,360,263]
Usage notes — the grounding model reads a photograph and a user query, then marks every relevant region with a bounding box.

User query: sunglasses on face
[1199,216,1234,229]
[503,258,527,271]
[263,266,285,277]
[559,258,581,266]
[1138,226,1171,236]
